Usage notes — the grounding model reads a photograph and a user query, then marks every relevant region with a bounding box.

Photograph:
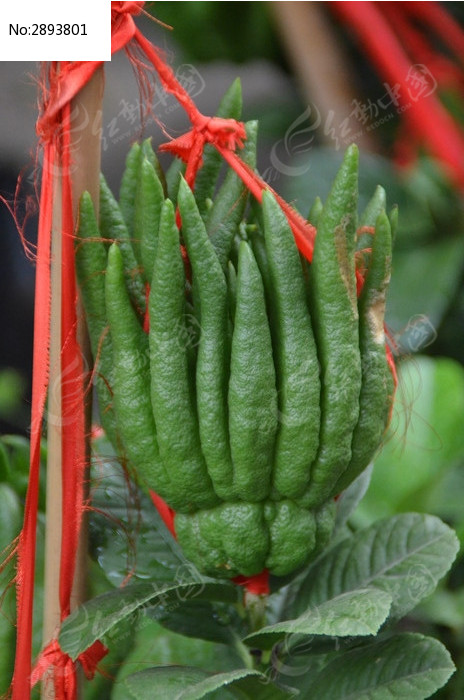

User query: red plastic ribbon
[149,490,177,538]
[37,2,143,139]
[331,1,464,188]
[401,1,464,62]
[30,639,108,694]
[12,6,144,698]
[234,571,270,596]
[13,84,93,700]
[12,135,55,700]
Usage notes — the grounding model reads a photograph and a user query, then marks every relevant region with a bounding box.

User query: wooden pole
[41,66,104,700]
[269,1,376,151]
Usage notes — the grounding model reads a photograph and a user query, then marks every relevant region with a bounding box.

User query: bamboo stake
[42,173,63,700]
[69,68,104,617]
[41,66,104,700]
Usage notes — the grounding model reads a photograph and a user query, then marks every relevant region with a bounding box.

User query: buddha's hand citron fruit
[78,131,395,582]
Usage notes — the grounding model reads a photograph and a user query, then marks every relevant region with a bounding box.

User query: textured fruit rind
[332,211,393,494]
[299,145,362,508]
[175,499,336,579]
[105,243,183,509]
[75,192,117,445]
[261,190,320,501]
[79,128,396,583]
[178,178,234,501]
[228,241,278,501]
[149,199,219,512]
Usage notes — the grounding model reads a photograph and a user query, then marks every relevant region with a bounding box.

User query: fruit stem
[245,591,267,633]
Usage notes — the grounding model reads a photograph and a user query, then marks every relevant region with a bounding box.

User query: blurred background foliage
[0,2,463,697]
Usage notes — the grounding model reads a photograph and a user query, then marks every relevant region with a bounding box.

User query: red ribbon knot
[110,1,144,53]
[30,639,108,698]
[160,115,247,188]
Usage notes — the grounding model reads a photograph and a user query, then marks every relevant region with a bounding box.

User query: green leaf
[244,589,392,649]
[358,357,464,526]
[118,667,289,700]
[0,613,15,696]
[149,600,246,645]
[89,457,188,586]
[415,587,464,630]
[177,668,290,699]
[386,235,464,339]
[286,513,459,621]
[335,464,373,531]
[1,434,46,505]
[0,368,25,416]
[118,667,216,700]
[111,618,242,699]
[0,441,10,482]
[0,492,18,697]
[59,580,238,661]
[83,609,135,700]
[0,483,22,551]
[303,633,455,699]
[265,647,334,697]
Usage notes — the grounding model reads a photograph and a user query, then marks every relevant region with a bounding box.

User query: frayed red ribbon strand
[11,141,55,700]
[12,6,148,696]
[13,94,90,699]
[37,3,143,140]
[330,1,464,188]
[30,639,108,697]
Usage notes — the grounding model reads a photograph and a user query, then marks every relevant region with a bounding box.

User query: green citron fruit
[77,121,395,581]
